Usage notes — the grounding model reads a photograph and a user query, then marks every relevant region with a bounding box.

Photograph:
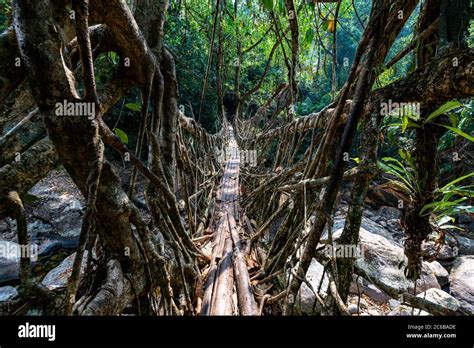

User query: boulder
[323,216,403,247]
[26,175,84,240]
[388,299,401,310]
[0,241,40,284]
[347,303,359,314]
[296,259,329,314]
[38,237,79,256]
[456,235,474,256]
[0,241,21,283]
[416,288,460,312]
[422,237,458,261]
[390,288,459,316]
[359,282,390,304]
[322,227,440,295]
[0,286,18,302]
[349,276,390,304]
[425,261,449,287]
[41,251,88,290]
[449,256,474,314]
[377,206,402,221]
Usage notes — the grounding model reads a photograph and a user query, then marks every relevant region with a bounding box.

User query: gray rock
[355,229,440,294]
[0,241,21,283]
[322,227,440,296]
[438,244,458,260]
[416,288,460,312]
[349,276,390,304]
[38,237,79,256]
[377,206,402,221]
[41,251,88,290]
[362,280,390,304]
[38,240,62,256]
[389,299,401,310]
[323,226,441,294]
[58,227,81,239]
[456,235,474,256]
[0,286,18,302]
[426,261,449,287]
[348,303,359,314]
[0,241,40,284]
[322,217,400,245]
[27,219,54,239]
[364,209,375,218]
[295,259,329,314]
[449,256,474,314]
[390,289,460,316]
[26,177,84,240]
[422,239,458,261]
[360,217,399,243]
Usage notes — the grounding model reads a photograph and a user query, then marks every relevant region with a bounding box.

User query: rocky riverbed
[296,204,474,315]
[1,168,473,316]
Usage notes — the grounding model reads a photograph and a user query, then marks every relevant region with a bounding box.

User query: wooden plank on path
[201,125,258,316]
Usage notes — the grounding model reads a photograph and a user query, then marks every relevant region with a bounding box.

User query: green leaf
[407,121,421,129]
[322,20,329,31]
[398,149,409,161]
[114,128,129,144]
[22,193,41,204]
[305,29,314,45]
[448,113,458,127]
[277,0,285,13]
[440,172,474,191]
[437,124,474,142]
[425,101,463,124]
[381,157,407,172]
[439,224,464,230]
[398,115,421,132]
[261,0,273,11]
[387,128,396,144]
[401,115,408,132]
[420,198,467,216]
[378,161,414,192]
[125,103,141,112]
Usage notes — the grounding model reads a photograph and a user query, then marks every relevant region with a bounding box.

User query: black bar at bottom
[0,316,472,346]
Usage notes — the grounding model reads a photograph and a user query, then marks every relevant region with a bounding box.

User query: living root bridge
[201,124,258,315]
[1,0,474,317]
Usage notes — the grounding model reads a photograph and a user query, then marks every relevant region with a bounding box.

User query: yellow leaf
[327,19,336,33]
